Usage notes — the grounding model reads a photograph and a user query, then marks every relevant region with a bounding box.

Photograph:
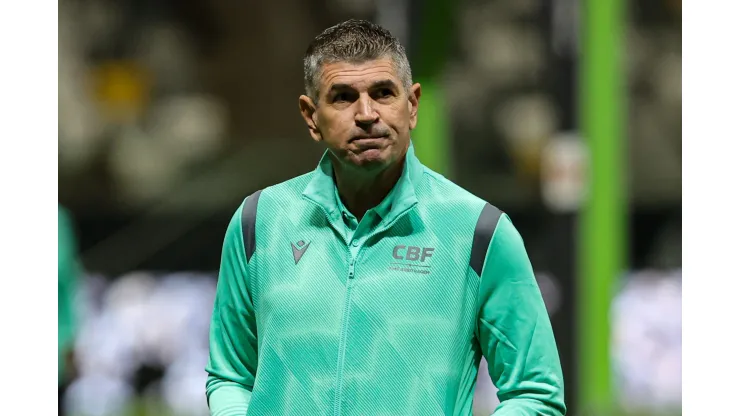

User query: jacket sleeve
[476,214,566,416]
[206,203,259,416]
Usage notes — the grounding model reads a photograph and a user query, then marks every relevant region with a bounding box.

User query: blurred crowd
[612,270,682,413]
[58,0,229,210]
[59,0,680,213]
[61,270,681,416]
[64,273,215,416]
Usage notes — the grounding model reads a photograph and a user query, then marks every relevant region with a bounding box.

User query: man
[206,19,565,416]
[59,205,80,415]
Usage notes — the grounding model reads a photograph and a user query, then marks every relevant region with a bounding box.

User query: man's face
[299,58,421,173]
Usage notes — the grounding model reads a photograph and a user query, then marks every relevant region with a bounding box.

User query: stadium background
[57,0,681,415]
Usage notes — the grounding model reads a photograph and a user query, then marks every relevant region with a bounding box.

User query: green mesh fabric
[206,145,565,416]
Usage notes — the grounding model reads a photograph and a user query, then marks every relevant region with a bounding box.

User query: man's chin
[353,147,387,163]
[330,142,399,172]
[340,149,392,174]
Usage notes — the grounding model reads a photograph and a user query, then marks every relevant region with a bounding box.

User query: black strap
[470,203,503,277]
[241,189,263,263]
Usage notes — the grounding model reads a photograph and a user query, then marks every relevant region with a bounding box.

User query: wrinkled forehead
[319,58,403,92]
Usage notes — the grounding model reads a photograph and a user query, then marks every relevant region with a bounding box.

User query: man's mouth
[350,136,389,150]
[350,134,389,142]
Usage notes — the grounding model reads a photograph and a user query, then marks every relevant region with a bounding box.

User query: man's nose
[354,95,379,126]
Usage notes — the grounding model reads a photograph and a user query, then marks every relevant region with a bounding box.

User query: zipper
[332,205,416,415]
[311,197,415,415]
[302,197,358,415]
[333,253,356,416]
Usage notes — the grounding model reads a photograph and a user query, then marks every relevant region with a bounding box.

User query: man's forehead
[320,58,401,90]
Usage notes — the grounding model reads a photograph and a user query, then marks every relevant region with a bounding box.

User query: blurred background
[58,0,681,415]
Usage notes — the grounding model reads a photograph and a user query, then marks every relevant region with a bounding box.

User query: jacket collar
[302,141,424,225]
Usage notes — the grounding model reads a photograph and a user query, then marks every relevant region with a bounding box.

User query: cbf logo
[389,245,435,275]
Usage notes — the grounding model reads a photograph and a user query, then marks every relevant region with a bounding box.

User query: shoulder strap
[470,203,503,277]
[241,189,263,263]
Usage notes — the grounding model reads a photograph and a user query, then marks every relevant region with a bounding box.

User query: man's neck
[332,157,405,221]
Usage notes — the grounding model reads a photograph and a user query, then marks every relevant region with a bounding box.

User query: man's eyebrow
[328,83,354,92]
[369,79,399,90]
[327,79,399,93]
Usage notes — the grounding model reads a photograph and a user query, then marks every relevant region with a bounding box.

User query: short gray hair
[303,19,412,104]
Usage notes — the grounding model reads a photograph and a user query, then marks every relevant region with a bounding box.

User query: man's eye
[333,93,350,103]
[375,89,394,100]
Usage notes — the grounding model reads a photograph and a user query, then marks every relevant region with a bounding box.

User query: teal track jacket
[206,145,566,415]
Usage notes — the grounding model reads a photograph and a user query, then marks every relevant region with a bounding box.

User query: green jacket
[206,144,566,415]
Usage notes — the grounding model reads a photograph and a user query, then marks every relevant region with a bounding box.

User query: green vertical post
[411,0,454,176]
[579,0,626,413]
[413,82,450,176]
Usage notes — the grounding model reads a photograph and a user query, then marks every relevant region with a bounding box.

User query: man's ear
[299,95,322,142]
[408,83,422,130]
